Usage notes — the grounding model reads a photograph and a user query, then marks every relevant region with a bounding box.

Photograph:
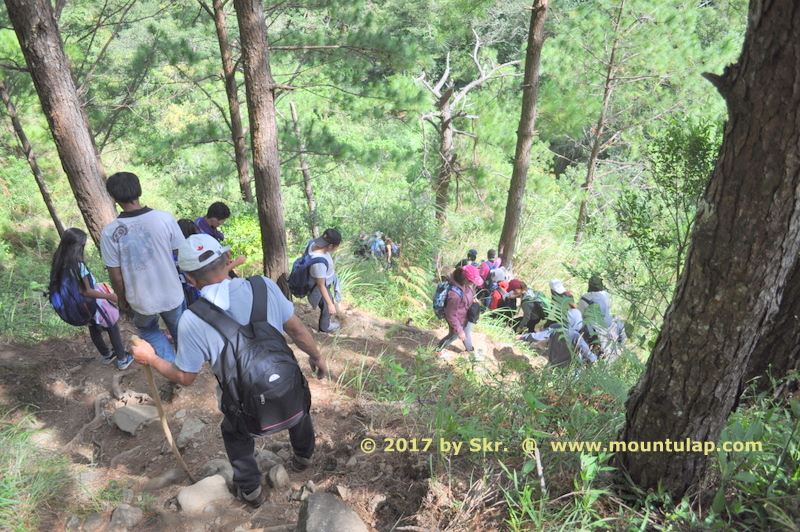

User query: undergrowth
[0,413,74,531]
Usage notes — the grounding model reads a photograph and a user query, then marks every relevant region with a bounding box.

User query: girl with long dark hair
[51,228,132,369]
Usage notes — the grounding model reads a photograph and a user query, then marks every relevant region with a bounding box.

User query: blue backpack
[432,282,463,319]
[288,254,328,297]
[48,270,98,326]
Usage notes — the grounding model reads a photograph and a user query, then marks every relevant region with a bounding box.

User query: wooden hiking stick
[131,336,196,483]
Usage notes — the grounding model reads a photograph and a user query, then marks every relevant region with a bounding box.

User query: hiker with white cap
[542,278,575,329]
[131,233,327,508]
[307,228,342,333]
[434,264,483,359]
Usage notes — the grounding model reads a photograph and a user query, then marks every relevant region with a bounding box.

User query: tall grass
[0,415,74,531]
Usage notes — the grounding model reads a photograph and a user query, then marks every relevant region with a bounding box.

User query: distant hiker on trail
[307,228,342,333]
[101,171,185,363]
[542,279,575,329]
[578,275,626,357]
[488,275,516,324]
[195,202,245,277]
[354,231,370,259]
[195,201,230,243]
[508,280,549,333]
[477,249,503,306]
[455,249,479,268]
[519,305,595,365]
[385,237,400,267]
[478,249,502,283]
[131,234,328,508]
[434,265,483,359]
[50,228,132,370]
[370,231,386,258]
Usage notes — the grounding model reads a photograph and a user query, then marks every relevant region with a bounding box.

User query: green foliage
[0,413,74,530]
[710,393,800,530]
[611,118,721,328]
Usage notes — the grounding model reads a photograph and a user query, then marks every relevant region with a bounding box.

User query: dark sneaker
[289,455,311,472]
[117,354,134,370]
[101,352,116,365]
[236,485,266,508]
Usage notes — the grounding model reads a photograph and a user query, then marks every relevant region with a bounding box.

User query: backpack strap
[581,296,595,306]
[248,276,268,323]
[190,277,270,339]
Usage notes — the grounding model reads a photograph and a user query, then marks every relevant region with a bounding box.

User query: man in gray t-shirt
[132,234,327,508]
[101,172,186,362]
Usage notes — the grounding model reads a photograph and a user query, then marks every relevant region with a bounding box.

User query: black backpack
[190,276,311,437]
[288,253,328,298]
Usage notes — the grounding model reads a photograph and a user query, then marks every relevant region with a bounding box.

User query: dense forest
[1,0,799,530]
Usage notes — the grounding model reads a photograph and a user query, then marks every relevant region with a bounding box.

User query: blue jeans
[132,301,186,362]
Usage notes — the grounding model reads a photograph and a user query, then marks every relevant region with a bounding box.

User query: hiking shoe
[322,322,341,333]
[469,349,484,363]
[101,352,116,365]
[289,455,311,472]
[236,485,266,508]
[117,354,134,370]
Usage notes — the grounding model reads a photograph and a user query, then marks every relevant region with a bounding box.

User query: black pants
[221,413,316,494]
[308,285,333,332]
[88,322,126,361]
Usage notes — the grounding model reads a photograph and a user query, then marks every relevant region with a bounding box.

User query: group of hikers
[434,248,627,366]
[353,230,400,267]
[48,172,328,508]
[47,186,625,507]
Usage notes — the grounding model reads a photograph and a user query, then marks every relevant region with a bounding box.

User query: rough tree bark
[199,0,253,202]
[290,102,319,239]
[742,258,800,395]
[5,0,116,246]
[618,0,800,498]
[497,0,548,271]
[232,0,289,292]
[0,78,65,236]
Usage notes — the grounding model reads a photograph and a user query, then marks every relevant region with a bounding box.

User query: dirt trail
[0,301,536,531]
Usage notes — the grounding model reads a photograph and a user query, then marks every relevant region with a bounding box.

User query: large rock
[176,474,233,513]
[197,459,234,487]
[113,405,159,435]
[296,493,368,532]
[107,504,143,532]
[175,417,205,448]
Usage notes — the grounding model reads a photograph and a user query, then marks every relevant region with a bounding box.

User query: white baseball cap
[178,234,230,272]
[550,279,567,295]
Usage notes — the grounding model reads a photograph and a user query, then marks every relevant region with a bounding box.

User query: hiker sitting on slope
[507,280,549,333]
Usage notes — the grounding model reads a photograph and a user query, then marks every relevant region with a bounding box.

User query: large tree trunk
[0,78,65,236]
[5,0,116,246]
[574,0,625,247]
[498,0,548,270]
[206,0,253,203]
[742,258,800,395]
[434,89,454,224]
[618,0,800,498]
[233,0,289,292]
[290,102,319,239]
